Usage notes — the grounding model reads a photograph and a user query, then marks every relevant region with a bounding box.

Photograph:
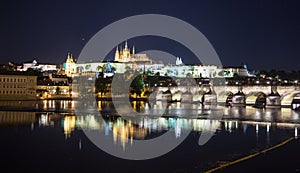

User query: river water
[0,100,299,172]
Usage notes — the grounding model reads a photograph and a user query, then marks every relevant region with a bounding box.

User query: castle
[114,41,151,63]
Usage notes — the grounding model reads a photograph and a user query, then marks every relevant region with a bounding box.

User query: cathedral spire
[115,45,119,54]
[132,45,135,55]
[66,52,74,63]
[67,52,71,59]
[125,40,128,51]
[114,46,120,61]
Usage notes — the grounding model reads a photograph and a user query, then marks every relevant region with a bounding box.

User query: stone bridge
[153,85,300,109]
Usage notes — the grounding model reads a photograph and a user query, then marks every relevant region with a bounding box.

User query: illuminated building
[65,41,254,79]
[114,41,151,63]
[63,53,77,77]
[36,74,71,98]
[19,59,57,72]
[175,57,183,65]
[0,74,37,100]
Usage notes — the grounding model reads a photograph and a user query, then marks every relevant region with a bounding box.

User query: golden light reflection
[64,116,76,139]
[132,101,137,110]
[43,100,47,109]
[0,111,35,125]
[73,107,300,150]
[112,118,147,150]
[97,101,102,110]
[71,101,75,109]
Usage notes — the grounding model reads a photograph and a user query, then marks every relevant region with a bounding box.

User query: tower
[65,52,76,77]
[132,45,135,55]
[114,46,120,62]
[122,41,131,62]
[124,40,128,51]
[176,57,183,65]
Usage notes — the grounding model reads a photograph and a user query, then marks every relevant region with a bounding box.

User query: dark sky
[0,0,299,70]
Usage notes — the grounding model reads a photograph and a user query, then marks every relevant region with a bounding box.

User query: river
[0,100,299,172]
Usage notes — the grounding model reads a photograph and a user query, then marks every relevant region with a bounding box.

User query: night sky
[0,0,299,70]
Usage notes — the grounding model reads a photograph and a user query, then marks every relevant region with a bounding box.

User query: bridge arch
[217,91,233,105]
[281,91,300,109]
[245,91,267,106]
[292,93,300,110]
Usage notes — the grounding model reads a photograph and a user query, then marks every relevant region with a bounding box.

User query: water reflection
[63,116,76,138]
[75,113,300,150]
[0,111,35,125]
[0,100,76,112]
[0,100,299,150]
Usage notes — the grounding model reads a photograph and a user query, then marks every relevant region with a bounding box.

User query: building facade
[63,53,77,77]
[19,60,57,72]
[0,74,37,100]
[114,41,151,63]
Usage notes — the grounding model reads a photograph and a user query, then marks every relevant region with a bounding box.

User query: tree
[125,66,131,72]
[199,73,202,78]
[26,68,42,76]
[269,69,277,78]
[85,64,91,71]
[111,66,116,73]
[130,74,145,98]
[56,87,60,95]
[218,71,224,77]
[146,70,154,76]
[166,69,173,76]
[186,72,192,78]
[77,66,84,73]
[96,65,103,72]
[95,77,109,98]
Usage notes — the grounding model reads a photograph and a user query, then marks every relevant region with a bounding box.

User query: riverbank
[211,137,300,173]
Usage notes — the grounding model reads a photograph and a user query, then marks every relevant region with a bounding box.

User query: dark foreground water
[0,100,299,173]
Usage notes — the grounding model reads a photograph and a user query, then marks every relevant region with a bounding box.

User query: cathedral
[114,41,151,63]
[63,53,76,77]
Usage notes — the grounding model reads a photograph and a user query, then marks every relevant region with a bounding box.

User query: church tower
[124,40,128,51]
[64,52,76,77]
[114,46,120,62]
[122,40,131,62]
[132,45,135,55]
